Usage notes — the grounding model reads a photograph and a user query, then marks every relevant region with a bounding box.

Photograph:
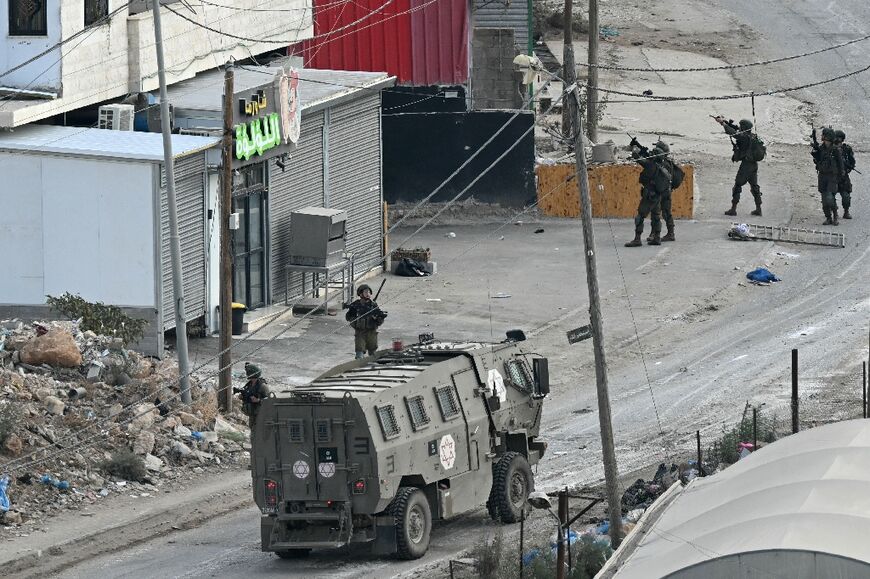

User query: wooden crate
[536,163,695,218]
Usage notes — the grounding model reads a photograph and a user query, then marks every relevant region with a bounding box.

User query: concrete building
[0,0,313,128]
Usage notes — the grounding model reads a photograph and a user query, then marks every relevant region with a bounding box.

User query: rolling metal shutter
[473,0,530,54]
[160,153,207,329]
[327,94,383,274]
[269,110,326,301]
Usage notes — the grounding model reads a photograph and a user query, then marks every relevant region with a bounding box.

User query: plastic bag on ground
[0,476,10,512]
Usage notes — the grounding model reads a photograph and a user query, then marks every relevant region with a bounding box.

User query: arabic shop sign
[230,68,301,167]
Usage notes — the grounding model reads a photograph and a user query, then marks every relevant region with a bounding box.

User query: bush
[100,450,147,482]
[0,401,20,446]
[47,292,148,346]
[708,407,778,467]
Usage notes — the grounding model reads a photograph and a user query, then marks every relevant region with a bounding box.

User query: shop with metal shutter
[160,153,208,329]
[326,93,383,276]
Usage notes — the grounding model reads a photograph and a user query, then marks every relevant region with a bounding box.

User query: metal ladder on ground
[730,222,846,248]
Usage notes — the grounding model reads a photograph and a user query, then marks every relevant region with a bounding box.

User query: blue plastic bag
[746,268,780,283]
[190,431,204,441]
[0,475,10,512]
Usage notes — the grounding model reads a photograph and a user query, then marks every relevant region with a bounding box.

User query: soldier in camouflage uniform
[651,140,677,242]
[811,127,845,225]
[237,363,271,428]
[346,284,387,358]
[625,141,670,247]
[714,117,763,217]
[834,129,854,219]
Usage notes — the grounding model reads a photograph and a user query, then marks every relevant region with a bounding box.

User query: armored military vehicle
[251,332,549,559]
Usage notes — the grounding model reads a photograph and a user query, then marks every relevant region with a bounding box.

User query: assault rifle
[810,128,821,171]
[627,133,650,157]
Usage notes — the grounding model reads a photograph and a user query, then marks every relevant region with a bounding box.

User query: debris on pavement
[0,319,251,534]
[746,268,780,284]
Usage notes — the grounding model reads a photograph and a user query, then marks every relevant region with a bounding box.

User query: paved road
[59,1,870,576]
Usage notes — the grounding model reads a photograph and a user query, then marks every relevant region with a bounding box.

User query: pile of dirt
[0,320,250,535]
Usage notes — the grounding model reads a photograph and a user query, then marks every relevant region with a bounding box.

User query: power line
[577,31,870,72]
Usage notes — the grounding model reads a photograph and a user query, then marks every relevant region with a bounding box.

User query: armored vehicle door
[275,397,352,502]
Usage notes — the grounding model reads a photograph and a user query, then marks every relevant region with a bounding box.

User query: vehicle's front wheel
[488,451,534,523]
[274,548,311,559]
[390,487,432,559]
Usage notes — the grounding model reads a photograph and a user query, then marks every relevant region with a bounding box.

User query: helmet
[650,147,663,158]
[655,141,670,153]
[245,362,261,379]
[738,119,753,131]
[834,129,846,141]
[357,284,372,297]
[821,127,835,141]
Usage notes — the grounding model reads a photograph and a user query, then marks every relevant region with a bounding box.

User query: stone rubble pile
[0,319,250,535]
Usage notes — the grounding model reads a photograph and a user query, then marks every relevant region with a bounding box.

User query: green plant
[47,292,148,346]
[0,401,21,446]
[100,450,147,482]
[708,407,778,467]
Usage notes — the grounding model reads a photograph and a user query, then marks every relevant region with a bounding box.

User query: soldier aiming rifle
[712,115,765,217]
[234,363,271,428]
[625,135,671,247]
[347,280,387,359]
[811,127,845,225]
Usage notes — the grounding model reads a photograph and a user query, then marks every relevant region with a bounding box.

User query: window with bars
[376,405,400,440]
[505,359,533,392]
[84,0,109,28]
[405,395,430,431]
[288,419,304,443]
[315,419,332,443]
[435,385,461,421]
[9,0,48,36]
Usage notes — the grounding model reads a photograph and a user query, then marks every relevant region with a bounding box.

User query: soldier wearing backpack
[834,129,854,219]
[713,117,765,217]
[648,140,684,242]
[812,127,845,225]
[625,139,670,247]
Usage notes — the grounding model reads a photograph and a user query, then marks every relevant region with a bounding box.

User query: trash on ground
[746,268,780,283]
[395,257,431,277]
[492,293,512,299]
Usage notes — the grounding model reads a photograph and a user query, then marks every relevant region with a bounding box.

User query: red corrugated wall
[300,0,468,85]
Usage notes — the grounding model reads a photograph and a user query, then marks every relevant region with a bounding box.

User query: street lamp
[528,492,567,579]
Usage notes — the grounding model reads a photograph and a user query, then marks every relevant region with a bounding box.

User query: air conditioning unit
[178,128,221,138]
[98,104,135,131]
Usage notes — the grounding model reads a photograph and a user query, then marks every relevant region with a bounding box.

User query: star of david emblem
[293,460,310,479]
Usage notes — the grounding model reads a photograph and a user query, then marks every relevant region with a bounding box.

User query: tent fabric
[613,419,870,578]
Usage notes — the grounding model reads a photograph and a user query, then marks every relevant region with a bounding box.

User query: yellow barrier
[536,163,695,218]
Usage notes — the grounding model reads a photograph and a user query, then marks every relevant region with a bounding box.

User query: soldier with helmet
[653,140,678,242]
[714,117,764,217]
[625,137,670,247]
[235,362,271,428]
[346,283,387,358]
[811,127,845,225]
[833,129,854,219]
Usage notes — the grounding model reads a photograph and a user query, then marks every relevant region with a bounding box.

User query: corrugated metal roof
[162,66,394,117]
[610,419,870,578]
[473,0,531,53]
[0,125,219,161]
[302,0,469,86]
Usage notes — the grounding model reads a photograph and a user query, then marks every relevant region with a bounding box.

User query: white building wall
[0,153,156,307]
[0,0,63,92]
[0,0,312,127]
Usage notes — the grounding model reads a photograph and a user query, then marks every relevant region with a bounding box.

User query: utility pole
[219,62,234,412]
[568,84,622,548]
[152,0,192,404]
[587,0,599,142]
[561,0,576,138]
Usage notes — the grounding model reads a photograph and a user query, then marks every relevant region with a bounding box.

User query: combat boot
[648,233,662,246]
[625,234,642,247]
[750,204,762,217]
[661,228,675,242]
[843,209,852,219]
[724,202,738,216]
[832,209,839,226]
[822,207,833,225]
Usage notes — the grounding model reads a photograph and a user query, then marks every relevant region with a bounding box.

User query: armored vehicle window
[505,359,533,392]
[435,385,461,421]
[315,419,332,443]
[288,419,304,442]
[405,395,430,431]
[376,405,401,440]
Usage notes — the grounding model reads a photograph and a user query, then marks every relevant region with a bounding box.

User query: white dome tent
[600,419,870,579]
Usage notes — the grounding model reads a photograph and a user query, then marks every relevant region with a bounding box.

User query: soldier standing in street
[714,117,763,217]
[811,127,845,225]
[625,138,670,247]
[651,140,679,242]
[235,362,271,429]
[834,129,854,219]
[346,284,386,358]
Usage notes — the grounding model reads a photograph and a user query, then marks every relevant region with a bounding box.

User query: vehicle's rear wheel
[489,451,533,523]
[275,548,311,559]
[389,487,432,559]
